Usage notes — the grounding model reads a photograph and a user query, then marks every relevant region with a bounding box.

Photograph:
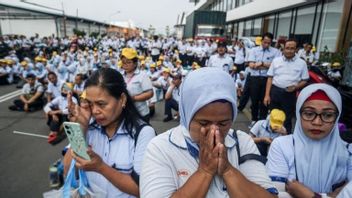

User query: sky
[0,0,194,34]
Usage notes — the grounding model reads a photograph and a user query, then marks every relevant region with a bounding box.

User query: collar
[283,55,297,62]
[122,68,140,76]
[99,120,128,141]
[259,46,271,52]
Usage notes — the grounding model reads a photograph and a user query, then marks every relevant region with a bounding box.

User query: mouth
[310,129,323,135]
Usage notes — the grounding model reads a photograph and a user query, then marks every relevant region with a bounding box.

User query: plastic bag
[43,159,106,198]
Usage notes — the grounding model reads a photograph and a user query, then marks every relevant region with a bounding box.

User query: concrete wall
[1,18,56,37]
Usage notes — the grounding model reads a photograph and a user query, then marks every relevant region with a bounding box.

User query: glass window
[244,20,252,36]
[295,6,315,35]
[233,22,239,38]
[318,0,344,52]
[253,17,262,36]
[277,11,291,39]
[238,21,244,37]
[266,14,275,34]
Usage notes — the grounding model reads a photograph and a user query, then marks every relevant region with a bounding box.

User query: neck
[105,119,122,138]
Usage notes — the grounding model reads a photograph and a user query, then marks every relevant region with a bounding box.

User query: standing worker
[247,33,280,127]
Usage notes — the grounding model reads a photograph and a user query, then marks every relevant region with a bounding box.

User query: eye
[322,112,337,119]
[198,121,209,127]
[302,111,316,118]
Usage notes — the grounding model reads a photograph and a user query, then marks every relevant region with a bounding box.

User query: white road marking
[13,131,48,139]
[0,90,22,103]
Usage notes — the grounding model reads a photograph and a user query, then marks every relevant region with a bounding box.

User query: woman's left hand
[286,180,314,198]
[215,129,231,176]
[71,147,105,173]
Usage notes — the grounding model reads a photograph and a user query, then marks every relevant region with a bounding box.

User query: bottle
[49,165,60,188]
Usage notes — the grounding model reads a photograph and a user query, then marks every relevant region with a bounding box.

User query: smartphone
[63,122,91,161]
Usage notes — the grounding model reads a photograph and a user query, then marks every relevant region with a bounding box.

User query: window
[238,21,244,37]
[295,6,315,35]
[233,22,239,38]
[253,17,262,36]
[277,11,292,39]
[244,20,252,36]
[266,14,275,34]
[318,0,344,52]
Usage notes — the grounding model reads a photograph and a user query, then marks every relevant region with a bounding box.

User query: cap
[162,67,170,73]
[176,59,182,64]
[157,61,162,66]
[121,48,138,59]
[140,60,146,65]
[270,109,286,129]
[150,63,156,68]
[80,90,87,99]
[255,37,262,46]
[138,55,145,60]
[158,56,164,61]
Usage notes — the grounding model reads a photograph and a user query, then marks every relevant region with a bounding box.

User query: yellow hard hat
[150,63,156,68]
[20,61,28,66]
[140,60,146,65]
[80,90,87,99]
[176,59,182,64]
[158,56,164,61]
[162,67,170,73]
[62,82,74,92]
[157,61,162,66]
[121,48,138,60]
[34,56,42,62]
[332,62,341,67]
[138,55,145,60]
[255,37,262,46]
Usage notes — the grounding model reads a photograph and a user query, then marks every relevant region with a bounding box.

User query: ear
[120,93,127,107]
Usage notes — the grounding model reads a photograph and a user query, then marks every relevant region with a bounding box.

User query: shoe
[8,105,19,111]
[163,116,173,122]
[248,121,256,129]
[48,133,57,144]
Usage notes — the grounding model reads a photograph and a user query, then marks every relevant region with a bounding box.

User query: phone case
[63,122,91,160]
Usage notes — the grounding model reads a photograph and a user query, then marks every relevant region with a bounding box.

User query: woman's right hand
[198,126,219,177]
[67,92,91,131]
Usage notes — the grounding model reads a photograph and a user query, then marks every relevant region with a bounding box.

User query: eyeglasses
[300,110,338,123]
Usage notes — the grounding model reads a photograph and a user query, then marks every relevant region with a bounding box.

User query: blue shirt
[85,121,155,198]
[247,46,280,76]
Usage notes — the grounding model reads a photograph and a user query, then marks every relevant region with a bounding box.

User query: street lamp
[20,0,67,37]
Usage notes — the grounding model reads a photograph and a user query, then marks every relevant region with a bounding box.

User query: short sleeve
[46,83,53,93]
[36,84,44,93]
[267,59,276,77]
[140,73,153,92]
[247,48,256,62]
[250,121,262,137]
[237,131,275,190]
[140,136,177,198]
[133,126,156,174]
[266,137,291,179]
[300,62,309,80]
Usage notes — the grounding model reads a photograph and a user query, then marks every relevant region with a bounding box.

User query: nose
[311,114,323,125]
[91,104,100,115]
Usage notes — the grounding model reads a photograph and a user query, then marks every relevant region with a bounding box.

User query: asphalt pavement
[0,84,250,197]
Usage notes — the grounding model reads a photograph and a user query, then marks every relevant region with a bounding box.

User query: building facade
[191,0,352,53]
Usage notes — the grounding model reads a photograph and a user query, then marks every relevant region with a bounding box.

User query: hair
[284,38,298,47]
[48,71,57,77]
[262,32,274,41]
[85,68,145,137]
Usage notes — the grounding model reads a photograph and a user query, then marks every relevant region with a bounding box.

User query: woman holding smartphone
[65,68,156,197]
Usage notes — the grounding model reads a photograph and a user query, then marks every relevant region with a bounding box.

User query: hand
[255,62,263,69]
[215,129,231,176]
[67,92,91,129]
[263,95,271,106]
[262,137,273,144]
[71,147,104,172]
[273,127,287,135]
[198,126,219,177]
[286,180,314,198]
[24,103,29,112]
[286,85,296,93]
[52,114,59,122]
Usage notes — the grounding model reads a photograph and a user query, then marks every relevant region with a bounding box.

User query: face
[172,77,182,86]
[217,46,226,55]
[121,57,136,73]
[189,102,233,143]
[75,76,82,84]
[261,36,272,49]
[283,41,297,59]
[48,74,57,84]
[26,77,36,86]
[86,86,126,127]
[300,100,338,140]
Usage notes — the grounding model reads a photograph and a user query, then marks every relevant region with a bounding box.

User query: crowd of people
[1,32,351,198]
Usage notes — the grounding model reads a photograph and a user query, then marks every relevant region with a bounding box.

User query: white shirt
[267,55,309,89]
[234,46,246,64]
[247,46,280,76]
[141,126,275,198]
[43,95,77,114]
[207,54,234,73]
[250,120,282,139]
[166,85,181,103]
[47,80,64,99]
[86,121,155,198]
[123,69,153,116]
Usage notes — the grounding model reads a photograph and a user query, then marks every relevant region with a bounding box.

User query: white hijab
[179,67,237,142]
[293,83,349,193]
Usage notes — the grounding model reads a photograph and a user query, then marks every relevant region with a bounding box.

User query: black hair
[48,71,57,77]
[284,38,298,47]
[262,32,274,41]
[85,68,145,137]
